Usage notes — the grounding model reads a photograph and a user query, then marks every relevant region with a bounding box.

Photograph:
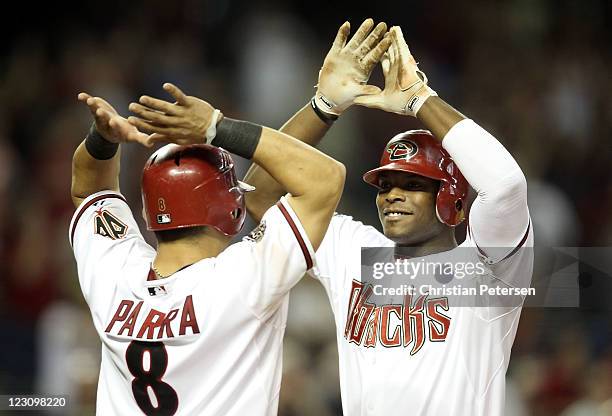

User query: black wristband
[310,97,338,125]
[211,118,262,160]
[85,123,119,160]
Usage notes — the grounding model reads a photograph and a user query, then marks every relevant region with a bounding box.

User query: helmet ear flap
[435,181,466,227]
[197,170,247,236]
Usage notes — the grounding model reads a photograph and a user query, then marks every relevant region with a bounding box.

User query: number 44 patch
[94,210,128,240]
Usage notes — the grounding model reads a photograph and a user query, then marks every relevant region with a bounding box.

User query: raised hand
[354,26,437,117]
[127,83,219,147]
[77,93,150,145]
[314,18,392,116]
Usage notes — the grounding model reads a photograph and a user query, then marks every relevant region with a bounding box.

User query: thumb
[381,53,391,77]
[96,108,112,124]
[353,94,384,109]
[163,83,188,106]
[144,133,168,148]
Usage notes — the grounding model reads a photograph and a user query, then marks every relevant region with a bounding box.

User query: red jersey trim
[468,219,531,263]
[276,201,314,270]
[147,268,156,281]
[70,193,128,246]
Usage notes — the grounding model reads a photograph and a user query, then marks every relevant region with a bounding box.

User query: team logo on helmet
[387,140,418,161]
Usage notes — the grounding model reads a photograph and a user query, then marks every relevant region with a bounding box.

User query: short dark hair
[154,226,208,243]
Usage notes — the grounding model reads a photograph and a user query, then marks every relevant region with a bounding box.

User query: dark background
[1,1,611,414]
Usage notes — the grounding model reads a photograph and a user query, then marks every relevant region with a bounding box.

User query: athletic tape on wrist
[211,118,262,160]
[85,123,119,160]
[204,109,221,144]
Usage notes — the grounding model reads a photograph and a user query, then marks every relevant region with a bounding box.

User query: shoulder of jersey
[332,212,356,221]
[333,213,392,246]
[333,212,373,230]
[331,212,361,229]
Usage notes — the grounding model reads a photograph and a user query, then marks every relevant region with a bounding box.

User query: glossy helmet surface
[142,144,253,235]
[363,130,469,226]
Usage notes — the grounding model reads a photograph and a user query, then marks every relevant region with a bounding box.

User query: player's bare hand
[313,18,392,116]
[127,83,220,147]
[77,92,151,145]
[353,27,437,117]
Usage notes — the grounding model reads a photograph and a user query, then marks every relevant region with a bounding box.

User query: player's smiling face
[375,171,445,245]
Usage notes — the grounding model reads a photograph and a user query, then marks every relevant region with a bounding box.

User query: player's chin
[382,218,417,239]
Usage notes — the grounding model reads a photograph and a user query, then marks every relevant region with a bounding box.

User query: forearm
[438,113,529,250]
[436,114,524,195]
[416,96,467,141]
[244,103,331,220]
[279,102,331,146]
[418,96,529,249]
[417,95,524,193]
[252,126,343,201]
[250,125,344,250]
[71,141,120,207]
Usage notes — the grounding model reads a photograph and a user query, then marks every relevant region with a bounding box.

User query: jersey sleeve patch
[94,210,128,240]
[70,192,128,246]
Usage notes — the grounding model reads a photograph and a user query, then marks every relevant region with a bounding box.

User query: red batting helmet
[141,144,254,235]
[363,130,469,227]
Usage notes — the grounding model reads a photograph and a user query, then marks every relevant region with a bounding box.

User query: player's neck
[395,229,457,257]
[153,232,230,278]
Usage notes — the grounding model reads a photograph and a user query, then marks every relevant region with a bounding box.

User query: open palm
[77,92,150,145]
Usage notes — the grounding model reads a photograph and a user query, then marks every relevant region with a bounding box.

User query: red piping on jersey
[147,268,167,295]
[276,201,313,270]
[468,219,531,262]
[147,268,156,281]
[70,193,127,246]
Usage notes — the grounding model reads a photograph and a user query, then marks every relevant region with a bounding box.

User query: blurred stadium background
[1,0,611,415]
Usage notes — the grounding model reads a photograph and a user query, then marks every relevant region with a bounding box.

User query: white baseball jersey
[309,119,534,416]
[69,191,314,416]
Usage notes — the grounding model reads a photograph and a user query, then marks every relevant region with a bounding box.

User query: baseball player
[71,83,345,415]
[243,22,534,415]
